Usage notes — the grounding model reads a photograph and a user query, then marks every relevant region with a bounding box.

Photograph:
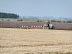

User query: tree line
[0,12,19,19]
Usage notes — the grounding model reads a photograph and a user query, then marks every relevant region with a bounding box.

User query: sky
[0,0,72,17]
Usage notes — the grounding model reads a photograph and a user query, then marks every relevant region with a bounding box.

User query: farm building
[0,21,72,30]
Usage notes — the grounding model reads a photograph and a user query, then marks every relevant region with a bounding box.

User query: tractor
[43,21,54,29]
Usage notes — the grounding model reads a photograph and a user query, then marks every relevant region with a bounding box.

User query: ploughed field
[0,28,72,54]
[0,21,72,30]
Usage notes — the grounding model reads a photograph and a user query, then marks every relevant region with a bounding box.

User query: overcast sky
[0,0,72,17]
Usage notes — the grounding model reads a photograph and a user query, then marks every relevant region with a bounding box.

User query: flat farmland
[0,28,72,54]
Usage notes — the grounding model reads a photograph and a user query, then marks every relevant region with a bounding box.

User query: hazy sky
[0,0,72,17]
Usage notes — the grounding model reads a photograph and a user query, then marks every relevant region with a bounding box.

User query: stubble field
[0,28,72,54]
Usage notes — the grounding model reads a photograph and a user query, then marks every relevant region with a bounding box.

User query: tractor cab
[44,21,54,29]
[44,21,50,27]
